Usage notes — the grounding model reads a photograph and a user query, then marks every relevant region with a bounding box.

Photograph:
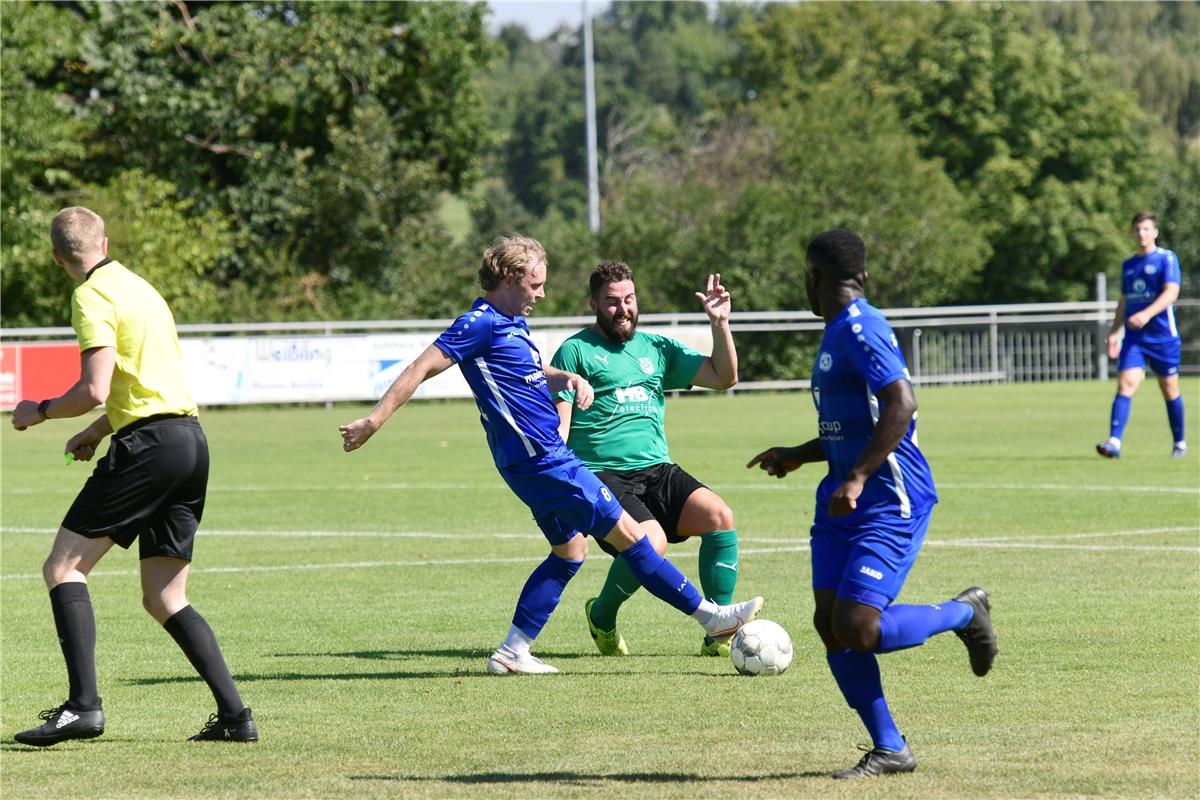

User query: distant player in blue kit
[747,229,998,779]
[1097,212,1187,459]
[339,235,762,674]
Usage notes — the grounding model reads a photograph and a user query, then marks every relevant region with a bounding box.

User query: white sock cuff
[690,599,718,626]
[500,625,534,655]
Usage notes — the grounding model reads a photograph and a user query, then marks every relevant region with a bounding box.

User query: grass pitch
[2,380,1198,799]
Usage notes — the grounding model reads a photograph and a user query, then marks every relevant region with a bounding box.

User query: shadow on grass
[270,648,590,661]
[122,647,747,686]
[123,663,748,686]
[122,668,512,686]
[349,770,830,784]
[1,738,119,752]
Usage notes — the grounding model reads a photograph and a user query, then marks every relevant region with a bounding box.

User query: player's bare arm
[747,438,825,479]
[1105,296,1127,360]
[339,344,454,452]
[65,415,115,462]
[555,399,573,442]
[1127,283,1180,329]
[545,365,594,410]
[691,273,738,390]
[829,379,916,517]
[11,346,116,431]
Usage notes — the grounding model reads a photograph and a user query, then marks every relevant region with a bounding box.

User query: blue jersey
[811,299,937,524]
[1122,248,1181,344]
[433,298,563,468]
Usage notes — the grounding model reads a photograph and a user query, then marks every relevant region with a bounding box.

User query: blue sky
[487,1,612,38]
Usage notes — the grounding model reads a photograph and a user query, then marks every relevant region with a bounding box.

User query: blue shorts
[1118,336,1181,377]
[810,511,932,610]
[498,446,624,545]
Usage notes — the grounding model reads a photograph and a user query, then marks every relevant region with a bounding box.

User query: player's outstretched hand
[1106,334,1121,360]
[694,273,731,324]
[65,427,103,462]
[747,446,801,479]
[339,417,379,453]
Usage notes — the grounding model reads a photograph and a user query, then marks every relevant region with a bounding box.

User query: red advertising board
[0,342,80,410]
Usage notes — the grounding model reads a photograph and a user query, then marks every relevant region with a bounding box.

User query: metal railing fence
[4,298,1197,392]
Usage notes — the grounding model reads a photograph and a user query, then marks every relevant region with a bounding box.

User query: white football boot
[486,648,560,675]
[704,596,764,643]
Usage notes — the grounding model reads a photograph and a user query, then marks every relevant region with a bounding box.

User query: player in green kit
[551,261,741,656]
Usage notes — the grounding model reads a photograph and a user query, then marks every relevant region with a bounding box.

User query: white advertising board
[178,326,713,406]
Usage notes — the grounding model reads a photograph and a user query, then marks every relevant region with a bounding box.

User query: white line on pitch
[721,482,1200,495]
[0,527,538,539]
[5,480,1196,495]
[1,538,1196,581]
[2,525,1195,542]
[953,526,1198,544]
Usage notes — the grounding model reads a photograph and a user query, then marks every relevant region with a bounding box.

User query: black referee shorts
[62,415,208,561]
[592,463,707,558]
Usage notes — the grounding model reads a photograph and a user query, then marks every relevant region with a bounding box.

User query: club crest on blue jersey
[819,352,833,372]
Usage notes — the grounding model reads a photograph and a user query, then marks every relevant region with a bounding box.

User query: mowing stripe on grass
[1,527,1195,581]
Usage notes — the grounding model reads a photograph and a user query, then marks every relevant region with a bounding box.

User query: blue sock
[618,536,703,615]
[1167,395,1186,444]
[826,649,905,752]
[877,601,974,653]
[1110,394,1132,441]
[511,554,583,639]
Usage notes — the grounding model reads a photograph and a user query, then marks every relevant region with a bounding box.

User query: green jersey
[551,327,706,472]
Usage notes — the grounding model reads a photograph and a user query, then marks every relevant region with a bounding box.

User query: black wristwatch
[37,399,51,421]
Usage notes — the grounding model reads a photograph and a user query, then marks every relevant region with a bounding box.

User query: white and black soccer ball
[730,619,793,676]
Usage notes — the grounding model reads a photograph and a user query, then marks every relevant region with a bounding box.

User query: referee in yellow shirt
[10,207,257,746]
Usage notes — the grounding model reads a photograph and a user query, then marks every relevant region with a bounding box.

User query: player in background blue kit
[747,230,998,779]
[1097,212,1187,459]
[339,236,762,675]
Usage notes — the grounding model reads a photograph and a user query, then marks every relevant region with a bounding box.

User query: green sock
[699,529,739,605]
[590,555,641,631]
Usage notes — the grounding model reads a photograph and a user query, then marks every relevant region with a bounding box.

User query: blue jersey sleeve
[1165,251,1181,285]
[845,315,909,394]
[433,309,495,364]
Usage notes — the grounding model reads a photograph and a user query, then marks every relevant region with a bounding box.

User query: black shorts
[592,463,706,558]
[62,415,208,561]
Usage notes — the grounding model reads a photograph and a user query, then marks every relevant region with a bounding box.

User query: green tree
[1030,1,1200,144]
[493,1,740,219]
[598,78,989,380]
[1,1,90,326]
[730,1,1163,302]
[3,1,496,326]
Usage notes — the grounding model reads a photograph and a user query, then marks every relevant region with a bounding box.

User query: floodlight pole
[583,0,600,233]
[1095,271,1108,380]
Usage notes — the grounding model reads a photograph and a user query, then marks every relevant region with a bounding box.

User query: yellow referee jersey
[71,260,196,432]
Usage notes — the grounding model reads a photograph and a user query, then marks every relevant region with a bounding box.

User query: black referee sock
[49,582,102,711]
[163,605,245,719]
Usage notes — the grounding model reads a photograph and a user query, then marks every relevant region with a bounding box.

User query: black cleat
[832,740,917,779]
[13,704,105,747]
[189,707,259,742]
[953,586,998,676]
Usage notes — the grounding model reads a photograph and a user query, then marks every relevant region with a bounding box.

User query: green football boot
[700,636,731,657]
[585,597,629,656]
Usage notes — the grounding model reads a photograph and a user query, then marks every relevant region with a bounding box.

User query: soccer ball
[730,619,793,676]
